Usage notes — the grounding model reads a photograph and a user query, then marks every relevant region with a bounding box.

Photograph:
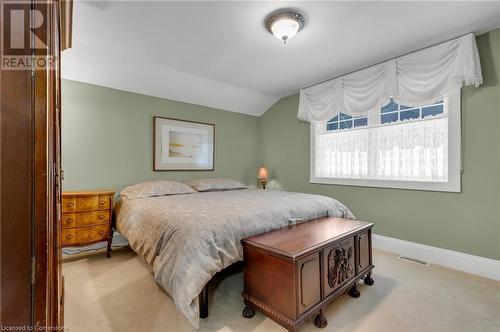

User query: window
[310,91,461,192]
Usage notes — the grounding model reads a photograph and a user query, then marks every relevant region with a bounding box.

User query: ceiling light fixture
[265,9,305,44]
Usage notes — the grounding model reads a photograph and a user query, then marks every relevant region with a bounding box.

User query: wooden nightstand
[61,190,115,258]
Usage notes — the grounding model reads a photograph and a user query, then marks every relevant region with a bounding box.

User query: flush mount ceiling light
[265,9,305,44]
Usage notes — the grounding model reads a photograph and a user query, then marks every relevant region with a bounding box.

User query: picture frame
[154,116,215,171]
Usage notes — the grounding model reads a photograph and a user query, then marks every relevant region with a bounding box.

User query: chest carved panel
[327,245,354,288]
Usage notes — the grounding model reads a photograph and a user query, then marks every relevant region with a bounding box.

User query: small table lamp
[258,165,269,189]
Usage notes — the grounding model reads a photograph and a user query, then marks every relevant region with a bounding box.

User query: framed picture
[154,116,215,171]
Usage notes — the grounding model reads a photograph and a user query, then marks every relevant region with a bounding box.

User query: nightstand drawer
[62,196,99,213]
[97,195,111,210]
[61,214,76,228]
[61,225,109,246]
[76,225,109,244]
[61,197,77,213]
[62,211,110,229]
[62,229,77,245]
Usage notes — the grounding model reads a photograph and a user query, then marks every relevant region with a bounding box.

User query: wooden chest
[241,217,374,331]
[61,190,115,257]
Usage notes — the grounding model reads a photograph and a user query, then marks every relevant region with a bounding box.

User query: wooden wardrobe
[0,0,72,329]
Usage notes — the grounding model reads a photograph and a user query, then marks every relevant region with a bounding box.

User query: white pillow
[186,178,247,192]
[120,181,196,199]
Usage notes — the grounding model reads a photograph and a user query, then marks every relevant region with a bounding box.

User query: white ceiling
[62,1,500,116]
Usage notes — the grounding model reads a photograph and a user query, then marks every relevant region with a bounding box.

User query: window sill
[310,176,461,193]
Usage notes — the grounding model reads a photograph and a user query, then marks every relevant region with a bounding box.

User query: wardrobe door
[0,40,34,329]
[1,1,68,328]
[33,0,71,329]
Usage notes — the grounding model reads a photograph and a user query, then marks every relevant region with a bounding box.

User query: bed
[114,187,354,328]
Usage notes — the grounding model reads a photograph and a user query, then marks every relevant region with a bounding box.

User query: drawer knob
[65,218,73,224]
[65,234,73,240]
[67,202,75,207]
[98,230,105,235]
[99,200,106,205]
[99,215,105,220]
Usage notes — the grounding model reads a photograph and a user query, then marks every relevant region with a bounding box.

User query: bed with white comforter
[114,188,354,327]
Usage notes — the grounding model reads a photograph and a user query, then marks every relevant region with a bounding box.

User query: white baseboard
[372,234,500,281]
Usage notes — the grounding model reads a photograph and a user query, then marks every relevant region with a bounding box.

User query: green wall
[62,80,260,192]
[259,30,500,260]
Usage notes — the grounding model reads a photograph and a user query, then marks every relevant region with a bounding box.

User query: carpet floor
[62,247,500,332]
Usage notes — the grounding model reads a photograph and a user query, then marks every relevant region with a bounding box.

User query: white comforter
[115,189,354,327]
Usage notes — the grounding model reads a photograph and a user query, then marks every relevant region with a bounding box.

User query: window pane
[339,120,353,129]
[314,117,449,182]
[328,114,339,122]
[400,109,420,121]
[381,112,398,124]
[326,122,338,131]
[354,117,368,127]
[381,99,398,113]
[339,113,352,120]
[422,105,444,118]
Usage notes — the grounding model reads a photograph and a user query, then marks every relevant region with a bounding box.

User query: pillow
[186,178,247,192]
[120,180,196,199]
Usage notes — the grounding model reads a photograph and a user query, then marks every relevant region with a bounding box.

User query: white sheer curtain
[314,117,448,181]
[298,33,482,122]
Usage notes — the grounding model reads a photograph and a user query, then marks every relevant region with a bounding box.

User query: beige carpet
[63,247,500,332]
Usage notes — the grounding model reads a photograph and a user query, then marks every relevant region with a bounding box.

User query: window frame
[309,89,462,192]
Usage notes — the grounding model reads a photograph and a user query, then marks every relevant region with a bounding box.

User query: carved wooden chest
[241,217,374,332]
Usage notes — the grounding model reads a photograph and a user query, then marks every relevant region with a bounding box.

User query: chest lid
[242,217,372,259]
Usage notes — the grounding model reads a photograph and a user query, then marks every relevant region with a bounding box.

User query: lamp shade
[258,165,269,180]
[270,18,300,42]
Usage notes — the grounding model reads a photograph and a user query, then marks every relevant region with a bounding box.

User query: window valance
[298,33,482,122]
